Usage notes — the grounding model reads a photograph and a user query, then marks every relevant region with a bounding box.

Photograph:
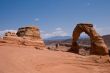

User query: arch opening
[78,32,91,55]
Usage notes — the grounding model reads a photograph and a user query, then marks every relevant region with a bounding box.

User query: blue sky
[0,0,110,38]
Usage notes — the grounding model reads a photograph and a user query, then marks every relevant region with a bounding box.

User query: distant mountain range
[44,35,110,48]
[44,36,90,45]
[45,36,71,40]
[45,35,89,41]
[102,34,110,47]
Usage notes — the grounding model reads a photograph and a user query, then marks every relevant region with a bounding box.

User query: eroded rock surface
[1,26,45,49]
[5,32,17,36]
[70,23,109,56]
[16,26,41,40]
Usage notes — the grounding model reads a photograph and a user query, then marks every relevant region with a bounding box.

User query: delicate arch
[70,23,109,55]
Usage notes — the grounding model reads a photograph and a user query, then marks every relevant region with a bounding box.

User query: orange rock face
[70,23,109,55]
[16,26,41,40]
[16,26,45,49]
[1,26,46,49]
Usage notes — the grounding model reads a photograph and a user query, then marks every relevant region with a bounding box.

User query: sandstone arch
[70,23,109,55]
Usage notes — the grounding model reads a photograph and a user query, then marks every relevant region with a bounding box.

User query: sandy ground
[0,44,110,73]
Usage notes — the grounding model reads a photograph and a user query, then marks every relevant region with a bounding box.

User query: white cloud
[0,29,17,37]
[34,18,39,22]
[40,27,68,38]
[52,30,67,36]
[56,27,62,31]
[94,26,110,35]
[40,25,110,39]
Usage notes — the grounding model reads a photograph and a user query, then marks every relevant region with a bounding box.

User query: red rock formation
[1,26,46,49]
[16,26,41,40]
[5,32,17,36]
[70,23,109,56]
[16,26,45,49]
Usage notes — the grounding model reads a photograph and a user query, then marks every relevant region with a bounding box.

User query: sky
[0,0,110,38]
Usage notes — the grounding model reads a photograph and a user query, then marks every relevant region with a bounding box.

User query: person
[56,43,59,48]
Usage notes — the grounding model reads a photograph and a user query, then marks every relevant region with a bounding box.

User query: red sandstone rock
[70,23,109,56]
[16,26,41,40]
[5,32,17,36]
[1,26,46,49]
